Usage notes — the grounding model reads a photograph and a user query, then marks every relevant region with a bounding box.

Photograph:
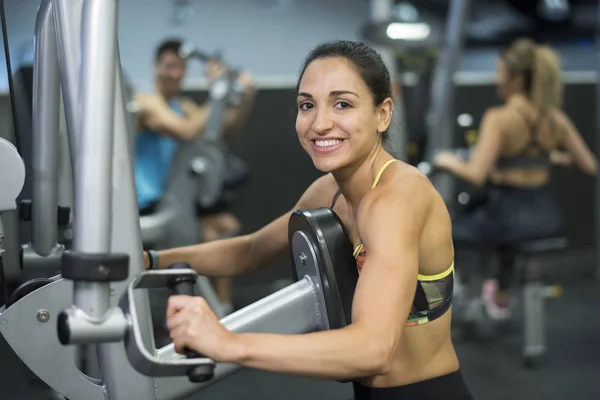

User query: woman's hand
[549,150,573,167]
[434,150,459,170]
[166,296,237,362]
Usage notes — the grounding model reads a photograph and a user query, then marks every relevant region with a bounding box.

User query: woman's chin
[312,156,347,174]
[312,158,338,173]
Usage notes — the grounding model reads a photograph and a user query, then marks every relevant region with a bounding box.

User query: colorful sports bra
[330,159,454,327]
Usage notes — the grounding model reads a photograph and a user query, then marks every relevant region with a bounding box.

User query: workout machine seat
[139,207,176,248]
[512,236,568,254]
[511,235,568,369]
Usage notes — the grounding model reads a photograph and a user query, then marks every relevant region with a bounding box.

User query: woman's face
[295,57,391,173]
[494,59,510,100]
[495,58,521,100]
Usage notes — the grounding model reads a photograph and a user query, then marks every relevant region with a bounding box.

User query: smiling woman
[295,42,394,174]
[152,40,473,400]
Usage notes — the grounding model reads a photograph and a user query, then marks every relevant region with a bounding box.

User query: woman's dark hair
[297,40,394,142]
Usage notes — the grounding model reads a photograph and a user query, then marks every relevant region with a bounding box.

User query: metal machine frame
[0,1,349,399]
[138,44,247,320]
[423,0,471,201]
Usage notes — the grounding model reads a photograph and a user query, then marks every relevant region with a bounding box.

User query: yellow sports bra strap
[371,159,397,188]
[418,262,455,281]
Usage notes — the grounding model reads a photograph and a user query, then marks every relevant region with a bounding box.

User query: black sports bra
[495,108,556,169]
[330,160,454,327]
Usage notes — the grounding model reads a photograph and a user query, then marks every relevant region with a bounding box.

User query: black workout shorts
[139,200,159,216]
[352,370,474,400]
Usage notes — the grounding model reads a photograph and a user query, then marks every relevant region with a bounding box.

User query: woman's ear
[377,97,394,134]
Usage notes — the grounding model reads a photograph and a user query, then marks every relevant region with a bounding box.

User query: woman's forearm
[443,158,485,186]
[157,235,254,277]
[225,325,391,380]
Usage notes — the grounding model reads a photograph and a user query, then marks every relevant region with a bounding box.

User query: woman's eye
[336,101,351,109]
[299,103,313,111]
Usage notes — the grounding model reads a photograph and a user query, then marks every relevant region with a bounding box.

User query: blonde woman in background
[434,38,597,320]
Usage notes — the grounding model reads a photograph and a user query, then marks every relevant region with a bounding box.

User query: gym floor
[0,274,598,400]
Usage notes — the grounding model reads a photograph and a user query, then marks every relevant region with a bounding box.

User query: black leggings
[353,370,473,400]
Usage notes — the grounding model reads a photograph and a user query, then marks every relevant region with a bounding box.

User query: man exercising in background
[134,38,257,314]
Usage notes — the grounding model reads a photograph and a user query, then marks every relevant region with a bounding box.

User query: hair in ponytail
[531,45,563,109]
[501,38,563,110]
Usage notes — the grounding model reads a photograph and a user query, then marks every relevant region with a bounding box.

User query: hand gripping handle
[167,262,215,383]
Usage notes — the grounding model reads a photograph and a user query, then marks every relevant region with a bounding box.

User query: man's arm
[223,84,257,136]
[136,94,209,141]
[178,72,257,139]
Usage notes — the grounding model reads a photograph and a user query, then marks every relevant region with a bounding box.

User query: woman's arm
[554,110,597,175]
[151,174,338,277]
[166,174,430,380]
[434,108,503,186]
[155,218,287,277]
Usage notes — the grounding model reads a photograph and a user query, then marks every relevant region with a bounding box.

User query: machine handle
[168,262,215,383]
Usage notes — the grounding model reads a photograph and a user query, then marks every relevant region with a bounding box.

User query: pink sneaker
[481,279,511,321]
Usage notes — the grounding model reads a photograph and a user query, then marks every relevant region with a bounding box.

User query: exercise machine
[138,43,250,319]
[0,1,359,399]
[18,0,74,277]
[140,43,249,248]
[422,0,471,202]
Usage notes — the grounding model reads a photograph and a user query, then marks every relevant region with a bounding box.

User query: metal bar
[370,0,393,22]
[72,0,117,319]
[31,0,60,257]
[92,41,158,400]
[54,0,83,183]
[368,0,407,161]
[424,0,470,201]
[57,116,74,231]
[203,78,230,142]
[156,278,320,400]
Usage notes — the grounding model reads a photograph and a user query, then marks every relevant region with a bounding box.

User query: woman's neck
[332,143,391,212]
[506,92,528,106]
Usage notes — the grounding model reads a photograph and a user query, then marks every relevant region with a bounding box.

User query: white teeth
[315,139,342,148]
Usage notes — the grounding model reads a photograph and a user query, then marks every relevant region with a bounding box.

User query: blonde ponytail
[501,38,564,110]
[531,45,563,110]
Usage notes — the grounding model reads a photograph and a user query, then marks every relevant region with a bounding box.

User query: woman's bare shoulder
[296,173,340,210]
[361,161,435,215]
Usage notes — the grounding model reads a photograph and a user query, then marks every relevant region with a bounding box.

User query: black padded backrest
[288,207,358,329]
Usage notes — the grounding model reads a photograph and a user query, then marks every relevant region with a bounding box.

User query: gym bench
[512,236,567,368]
